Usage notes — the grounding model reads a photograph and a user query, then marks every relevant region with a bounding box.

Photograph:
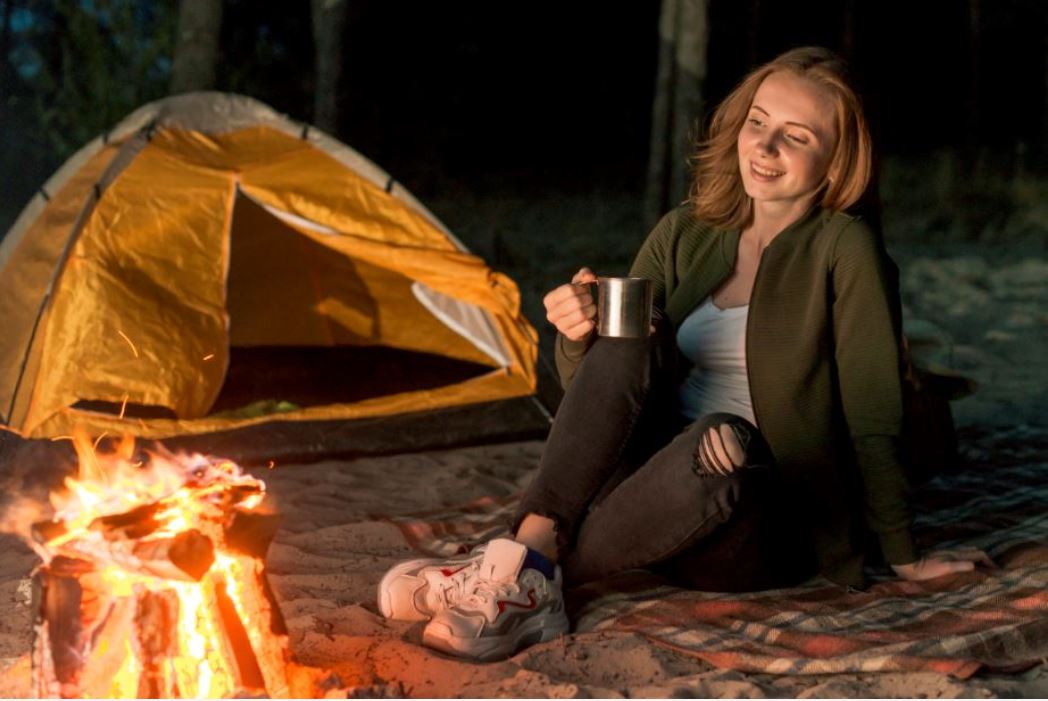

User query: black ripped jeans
[515,321,816,592]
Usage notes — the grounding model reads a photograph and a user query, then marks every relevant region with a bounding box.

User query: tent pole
[4,290,52,425]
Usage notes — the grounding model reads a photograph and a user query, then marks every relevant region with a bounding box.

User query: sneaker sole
[422,609,570,662]
[377,557,446,621]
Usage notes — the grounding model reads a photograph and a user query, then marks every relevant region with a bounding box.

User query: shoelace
[434,562,481,606]
[463,577,520,609]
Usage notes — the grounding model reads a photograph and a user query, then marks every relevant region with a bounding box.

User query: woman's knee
[582,333,655,369]
[579,310,673,372]
[688,413,772,477]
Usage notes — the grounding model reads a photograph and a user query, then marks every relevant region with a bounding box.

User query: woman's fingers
[548,304,596,331]
[542,267,599,339]
[892,549,992,581]
[545,291,594,323]
[562,318,596,341]
[571,266,597,285]
[926,547,998,568]
[958,548,997,568]
[549,302,597,340]
[543,281,593,312]
[546,287,594,314]
[934,559,975,576]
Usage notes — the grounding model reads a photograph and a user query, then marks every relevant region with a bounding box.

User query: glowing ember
[28,430,290,699]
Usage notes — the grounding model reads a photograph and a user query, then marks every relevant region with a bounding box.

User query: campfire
[26,432,291,699]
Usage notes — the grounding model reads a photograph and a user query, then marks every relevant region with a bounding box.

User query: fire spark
[28,432,290,699]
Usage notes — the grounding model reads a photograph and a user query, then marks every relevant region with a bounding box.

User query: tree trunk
[310,0,349,134]
[644,0,709,228]
[169,0,223,95]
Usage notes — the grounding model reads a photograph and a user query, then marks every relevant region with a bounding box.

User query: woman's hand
[543,267,598,341]
[891,547,997,581]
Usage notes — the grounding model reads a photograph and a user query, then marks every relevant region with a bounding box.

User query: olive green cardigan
[555,205,916,587]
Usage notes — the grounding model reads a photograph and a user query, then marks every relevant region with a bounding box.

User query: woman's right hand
[543,267,598,341]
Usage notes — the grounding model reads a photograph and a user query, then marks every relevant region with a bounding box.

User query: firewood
[43,554,95,576]
[214,575,267,693]
[132,529,215,581]
[89,502,162,540]
[30,519,67,547]
[32,502,162,549]
[135,589,180,698]
[35,568,83,686]
[224,511,282,559]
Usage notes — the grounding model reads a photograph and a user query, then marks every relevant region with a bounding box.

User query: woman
[376,46,987,662]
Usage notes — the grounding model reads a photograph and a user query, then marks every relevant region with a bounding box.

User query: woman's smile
[749,162,785,180]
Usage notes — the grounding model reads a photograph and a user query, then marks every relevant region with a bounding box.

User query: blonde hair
[690,46,872,229]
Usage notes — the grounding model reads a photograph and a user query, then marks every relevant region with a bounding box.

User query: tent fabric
[0,93,538,439]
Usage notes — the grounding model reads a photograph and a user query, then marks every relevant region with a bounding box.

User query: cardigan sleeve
[553,210,675,389]
[831,217,917,566]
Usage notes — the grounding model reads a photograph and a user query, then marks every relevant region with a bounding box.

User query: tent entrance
[208,345,489,416]
[207,193,496,417]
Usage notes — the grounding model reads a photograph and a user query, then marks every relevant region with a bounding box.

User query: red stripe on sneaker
[496,589,537,615]
[440,565,470,577]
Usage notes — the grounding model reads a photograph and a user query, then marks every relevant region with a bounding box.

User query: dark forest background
[1,0,1047,361]
[3,1,1047,212]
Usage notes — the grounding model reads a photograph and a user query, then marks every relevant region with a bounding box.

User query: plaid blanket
[381,431,1048,678]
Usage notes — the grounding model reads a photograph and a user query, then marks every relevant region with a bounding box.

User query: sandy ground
[0,205,1045,696]
[1,435,1045,699]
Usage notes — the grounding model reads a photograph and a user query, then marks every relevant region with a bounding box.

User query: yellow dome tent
[0,93,548,458]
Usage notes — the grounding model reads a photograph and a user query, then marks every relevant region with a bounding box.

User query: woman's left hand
[891,547,997,581]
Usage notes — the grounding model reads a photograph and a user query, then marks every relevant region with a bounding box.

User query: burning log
[33,518,216,582]
[132,529,215,580]
[27,435,292,699]
[90,502,164,539]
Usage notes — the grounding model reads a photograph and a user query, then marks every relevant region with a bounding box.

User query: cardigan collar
[666,205,824,327]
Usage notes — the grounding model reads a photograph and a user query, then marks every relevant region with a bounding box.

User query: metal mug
[595,276,653,338]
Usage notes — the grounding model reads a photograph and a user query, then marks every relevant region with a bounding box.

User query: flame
[30,429,284,699]
[111,639,140,698]
[39,430,263,557]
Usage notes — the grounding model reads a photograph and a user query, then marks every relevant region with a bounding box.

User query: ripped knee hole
[694,423,748,476]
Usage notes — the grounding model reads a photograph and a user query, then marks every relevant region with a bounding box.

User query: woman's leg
[380,325,673,625]
[513,321,679,561]
[652,471,817,592]
[411,331,677,659]
[561,412,814,590]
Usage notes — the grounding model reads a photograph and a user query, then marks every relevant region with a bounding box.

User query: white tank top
[675,297,756,425]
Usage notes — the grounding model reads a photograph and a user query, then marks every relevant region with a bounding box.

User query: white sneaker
[377,545,487,621]
[421,538,569,661]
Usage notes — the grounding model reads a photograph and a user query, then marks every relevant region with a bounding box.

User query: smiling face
[737,70,839,220]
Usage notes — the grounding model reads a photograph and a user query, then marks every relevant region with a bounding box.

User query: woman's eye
[747,117,763,127]
[787,133,808,144]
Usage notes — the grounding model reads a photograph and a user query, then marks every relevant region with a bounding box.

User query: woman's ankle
[514,513,559,563]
